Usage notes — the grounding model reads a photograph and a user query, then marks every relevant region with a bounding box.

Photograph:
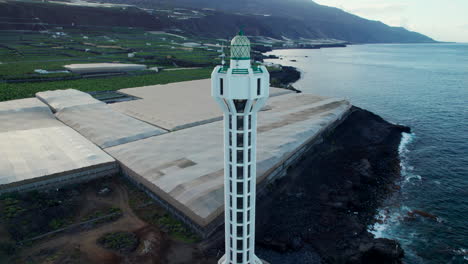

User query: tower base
[218,254,269,264]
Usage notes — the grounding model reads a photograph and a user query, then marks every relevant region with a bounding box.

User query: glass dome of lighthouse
[230,30,251,61]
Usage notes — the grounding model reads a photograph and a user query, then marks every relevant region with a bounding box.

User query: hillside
[0,1,167,31]
[102,0,436,43]
[0,0,436,43]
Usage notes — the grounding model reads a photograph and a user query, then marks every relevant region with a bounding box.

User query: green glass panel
[231,34,251,60]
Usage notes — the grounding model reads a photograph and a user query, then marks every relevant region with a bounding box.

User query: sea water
[265,43,468,264]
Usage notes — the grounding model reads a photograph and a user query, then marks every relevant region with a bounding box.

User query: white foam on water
[369,133,417,238]
[451,248,468,262]
[368,208,388,238]
[453,248,467,256]
[399,132,414,168]
[368,206,411,238]
[398,132,423,184]
[405,174,422,182]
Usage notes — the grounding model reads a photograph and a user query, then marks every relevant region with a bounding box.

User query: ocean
[265,43,468,264]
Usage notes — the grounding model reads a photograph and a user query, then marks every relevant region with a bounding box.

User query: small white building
[182,42,201,48]
[64,63,146,74]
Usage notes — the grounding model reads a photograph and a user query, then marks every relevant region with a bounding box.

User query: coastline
[250,54,411,263]
[0,76,412,263]
[258,43,468,263]
[255,106,410,263]
[269,66,302,92]
[272,43,348,50]
[198,105,409,264]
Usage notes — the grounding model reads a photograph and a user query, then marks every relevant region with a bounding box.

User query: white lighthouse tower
[211,31,269,264]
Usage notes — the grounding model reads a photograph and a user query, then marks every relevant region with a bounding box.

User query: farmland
[0,27,224,101]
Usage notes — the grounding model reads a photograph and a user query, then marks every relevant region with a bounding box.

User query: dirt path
[10,177,219,264]
[22,180,147,264]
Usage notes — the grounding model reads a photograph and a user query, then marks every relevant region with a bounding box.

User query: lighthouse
[211,31,269,264]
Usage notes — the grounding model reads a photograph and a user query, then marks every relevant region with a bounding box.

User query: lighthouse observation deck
[0,79,350,236]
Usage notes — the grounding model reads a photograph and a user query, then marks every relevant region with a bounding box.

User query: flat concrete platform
[106,92,351,228]
[0,98,117,193]
[111,79,293,131]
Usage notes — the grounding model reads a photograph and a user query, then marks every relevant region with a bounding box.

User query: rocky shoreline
[253,106,410,263]
[269,66,302,93]
[201,106,410,263]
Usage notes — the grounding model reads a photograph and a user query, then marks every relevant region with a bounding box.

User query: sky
[313,0,468,42]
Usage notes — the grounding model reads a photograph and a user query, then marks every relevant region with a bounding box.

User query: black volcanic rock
[255,107,408,263]
[270,66,301,88]
[361,238,405,264]
[199,107,408,264]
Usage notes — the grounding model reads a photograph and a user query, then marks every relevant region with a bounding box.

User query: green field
[0,68,211,101]
[0,28,222,101]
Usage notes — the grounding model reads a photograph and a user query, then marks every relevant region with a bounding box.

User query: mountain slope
[104,0,435,43]
[0,1,167,30]
[0,0,435,43]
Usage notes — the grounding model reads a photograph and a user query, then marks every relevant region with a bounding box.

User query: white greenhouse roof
[55,100,167,148]
[64,63,146,74]
[1,79,351,229]
[106,93,351,226]
[111,79,293,131]
[0,98,115,191]
[36,89,104,112]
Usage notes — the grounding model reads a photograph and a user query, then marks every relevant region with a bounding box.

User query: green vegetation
[0,68,211,101]
[0,242,16,255]
[98,231,139,253]
[0,189,80,241]
[157,213,199,243]
[1,197,26,219]
[49,218,69,230]
[0,61,79,80]
[125,179,200,243]
[82,207,122,222]
[0,29,219,77]
[0,28,220,101]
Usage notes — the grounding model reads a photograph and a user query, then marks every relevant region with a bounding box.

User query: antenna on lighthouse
[221,40,226,66]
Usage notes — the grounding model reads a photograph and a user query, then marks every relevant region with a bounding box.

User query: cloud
[314,0,409,27]
[386,17,413,29]
[460,24,468,31]
[313,0,468,42]
[314,0,407,15]
[336,2,410,28]
[347,3,407,16]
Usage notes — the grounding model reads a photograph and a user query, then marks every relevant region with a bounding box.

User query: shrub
[97,231,139,253]
[0,242,17,255]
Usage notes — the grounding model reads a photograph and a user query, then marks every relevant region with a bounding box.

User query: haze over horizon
[313,0,468,43]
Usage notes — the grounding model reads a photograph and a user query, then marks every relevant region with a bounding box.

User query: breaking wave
[398,133,422,184]
[369,132,416,238]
